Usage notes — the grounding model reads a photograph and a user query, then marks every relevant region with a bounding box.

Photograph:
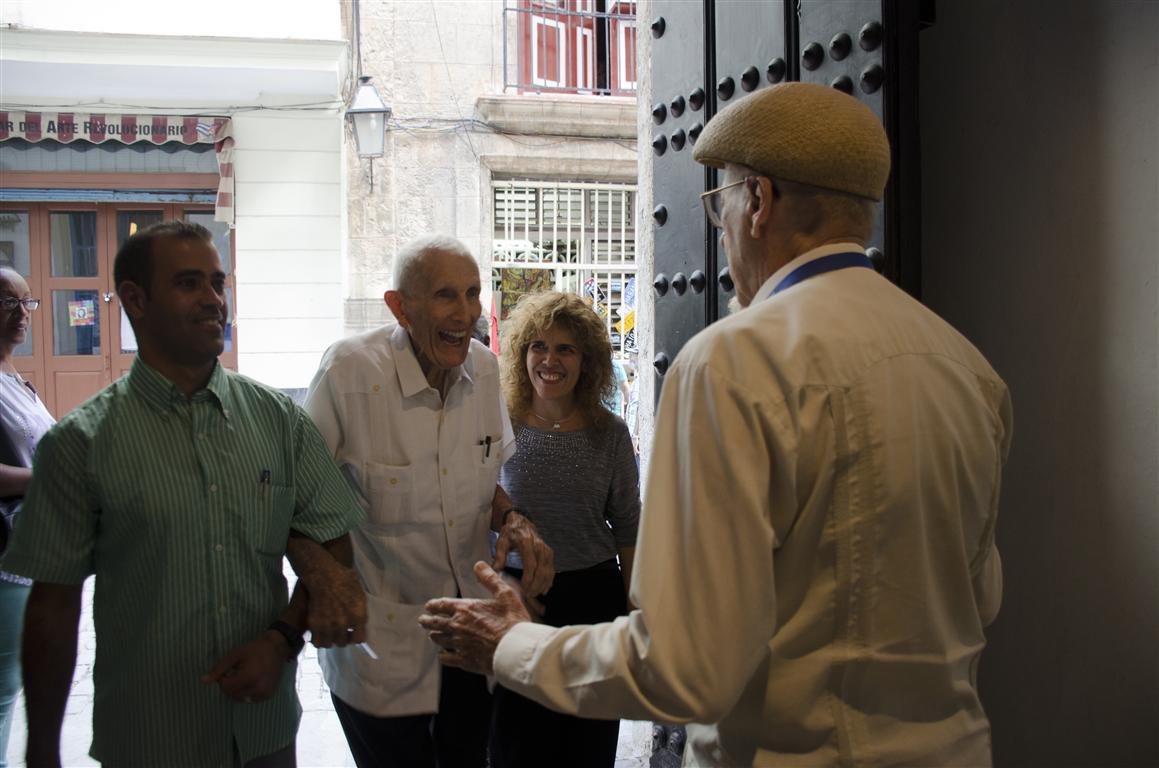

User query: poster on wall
[68,300,95,327]
[499,268,553,319]
[582,276,609,317]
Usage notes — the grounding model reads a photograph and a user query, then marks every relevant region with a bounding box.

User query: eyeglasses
[0,297,41,312]
[699,178,748,228]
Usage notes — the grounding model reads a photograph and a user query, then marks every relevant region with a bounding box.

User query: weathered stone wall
[344,0,638,336]
[634,0,656,478]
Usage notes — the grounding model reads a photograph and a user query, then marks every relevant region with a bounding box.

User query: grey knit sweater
[500,417,640,573]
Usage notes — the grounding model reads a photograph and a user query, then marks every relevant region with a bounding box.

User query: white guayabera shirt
[305,323,515,717]
[493,243,1012,767]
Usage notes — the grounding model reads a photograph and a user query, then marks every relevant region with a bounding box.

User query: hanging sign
[0,111,235,226]
[0,111,226,146]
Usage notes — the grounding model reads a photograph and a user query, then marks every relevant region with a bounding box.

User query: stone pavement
[5,569,652,767]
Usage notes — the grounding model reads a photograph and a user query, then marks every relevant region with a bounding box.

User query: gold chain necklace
[531,409,576,430]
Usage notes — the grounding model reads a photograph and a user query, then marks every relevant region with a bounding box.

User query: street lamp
[347,76,390,186]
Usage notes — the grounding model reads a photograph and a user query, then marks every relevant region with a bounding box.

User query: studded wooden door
[648,0,926,394]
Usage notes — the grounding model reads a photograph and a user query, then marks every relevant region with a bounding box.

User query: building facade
[341,0,641,378]
[0,0,350,413]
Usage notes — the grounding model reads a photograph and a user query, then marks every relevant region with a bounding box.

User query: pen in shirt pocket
[477,435,492,459]
[259,468,271,498]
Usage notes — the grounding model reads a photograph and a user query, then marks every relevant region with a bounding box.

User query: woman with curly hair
[490,290,640,768]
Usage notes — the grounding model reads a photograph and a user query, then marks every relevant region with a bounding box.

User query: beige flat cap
[692,82,890,201]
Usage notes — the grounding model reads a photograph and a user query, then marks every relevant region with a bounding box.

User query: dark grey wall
[919,1,1158,765]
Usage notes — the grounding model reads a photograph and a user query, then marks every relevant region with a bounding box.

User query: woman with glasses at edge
[0,268,54,768]
[490,291,640,768]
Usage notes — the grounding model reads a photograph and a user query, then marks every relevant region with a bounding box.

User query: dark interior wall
[919,1,1158,765]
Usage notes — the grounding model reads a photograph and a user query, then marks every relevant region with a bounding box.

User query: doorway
[1,202,237,417]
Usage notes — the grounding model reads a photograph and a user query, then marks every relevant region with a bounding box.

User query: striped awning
[0,111,235,226]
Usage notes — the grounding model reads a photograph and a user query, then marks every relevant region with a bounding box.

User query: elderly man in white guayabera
[304,235,554,768]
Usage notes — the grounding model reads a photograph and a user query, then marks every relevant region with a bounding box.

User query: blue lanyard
[770,252,874,297]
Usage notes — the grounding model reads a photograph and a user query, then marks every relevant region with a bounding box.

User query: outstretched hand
[419,561,532,676]
[493,510,555,597]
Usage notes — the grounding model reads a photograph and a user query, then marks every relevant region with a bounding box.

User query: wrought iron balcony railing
[504,0,637,96]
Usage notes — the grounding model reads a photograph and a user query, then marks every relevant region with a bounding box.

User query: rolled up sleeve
[2,423,98,584]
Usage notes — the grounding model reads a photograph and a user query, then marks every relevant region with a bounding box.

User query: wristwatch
[267,620,306,660]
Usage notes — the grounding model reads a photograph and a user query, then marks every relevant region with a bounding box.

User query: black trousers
[331,665,492,768]
[489,561,627,768]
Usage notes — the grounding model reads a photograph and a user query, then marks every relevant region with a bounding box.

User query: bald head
[392,235,477,296]
[0,268,29,302]
[0,267,33,356]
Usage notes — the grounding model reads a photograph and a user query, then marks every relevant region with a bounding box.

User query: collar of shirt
[127,356,232,418]
[389,323,475,399]
[753,242,868,305]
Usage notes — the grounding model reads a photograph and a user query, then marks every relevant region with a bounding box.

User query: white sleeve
[498,389,517,465]
[493,357,780,723]
[303,351,343,456]
[973,381,1012,627]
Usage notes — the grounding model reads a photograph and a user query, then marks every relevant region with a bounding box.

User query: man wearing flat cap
[421,83,1012,766]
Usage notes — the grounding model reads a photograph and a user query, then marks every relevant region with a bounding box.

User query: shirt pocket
[249,483,295,557]
[362,462,416,528]
[474,444,502,515]
[352,592,436,688]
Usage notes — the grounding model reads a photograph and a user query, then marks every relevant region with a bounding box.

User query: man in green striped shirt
[2,221,365,767]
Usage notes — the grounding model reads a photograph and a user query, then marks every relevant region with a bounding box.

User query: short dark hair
[114,220,213,294]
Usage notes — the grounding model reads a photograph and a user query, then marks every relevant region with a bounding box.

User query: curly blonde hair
[501,291,615,431]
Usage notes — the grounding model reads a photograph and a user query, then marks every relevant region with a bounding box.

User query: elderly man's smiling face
[389,248,482,380]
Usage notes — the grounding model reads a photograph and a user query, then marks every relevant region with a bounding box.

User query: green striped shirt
[2,358,364,767]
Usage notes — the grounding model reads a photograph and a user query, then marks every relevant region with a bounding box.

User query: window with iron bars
[504,0,637,95]
[491,179,638,358]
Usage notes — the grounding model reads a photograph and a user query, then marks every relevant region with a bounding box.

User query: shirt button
[219,605,227,614]
[442,468,448,476]
[214,544,223,552]
[448,520,454,528]
[389,478,398,486]
[373,384,380,392]
[209,484,218,493]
